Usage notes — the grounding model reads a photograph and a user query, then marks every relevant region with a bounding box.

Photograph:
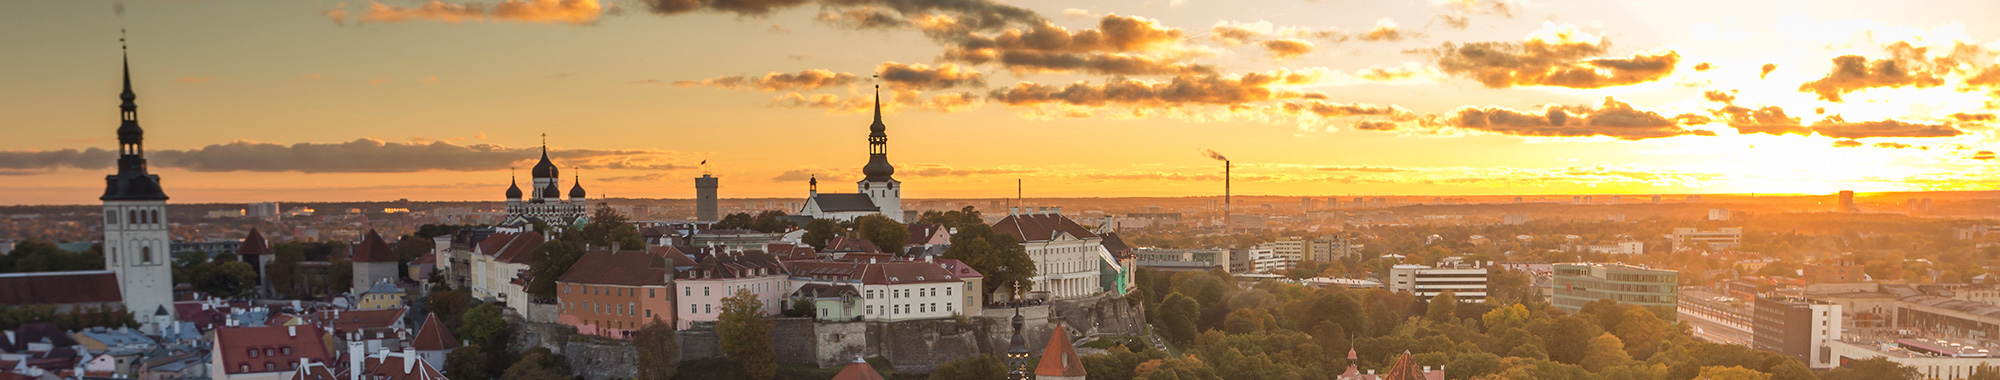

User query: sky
[4,0,2000,205]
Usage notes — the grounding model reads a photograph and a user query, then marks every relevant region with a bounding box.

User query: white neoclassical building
[994,208,1106,300]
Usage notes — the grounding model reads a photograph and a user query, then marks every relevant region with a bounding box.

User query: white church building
[800,87,904,223]
[100,48,175,333]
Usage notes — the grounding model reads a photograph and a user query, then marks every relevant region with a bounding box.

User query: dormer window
[282,347,291,355]
[247,349,258,358]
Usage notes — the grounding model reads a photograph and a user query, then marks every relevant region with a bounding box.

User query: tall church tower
[100,41,174,333]
[857,85,903,222]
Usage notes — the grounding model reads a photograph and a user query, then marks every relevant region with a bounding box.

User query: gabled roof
[651,245,698,267]
[811,193,878,212]
[477,231,545,264]
[764,244,819,261]
[238,228,270,257]
[286,359,338,380]
[905,223,948,246]
[1034,325,1086,377]
[823,237,880,253]
[1378,351,1441,380]
[859,262,957,285]
[1101,232,1133,260]
[356,351,447,380]
[212,325,333,375]
[352,230,397,263]
[362,280,402,295]
[829,358,884,380]
[410,313,458,351]
[993,213,1099,243]
[559,248,673,286]
[4,322,78,352]
[0,271,121,306]
[680,250,787,281]
[934,259,984,279]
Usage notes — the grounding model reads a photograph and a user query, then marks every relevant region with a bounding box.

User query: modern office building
[1753,295,1842,369]
[1552,263,1679,313]
[1387,264,1488,302]
[1671,227,1743,252]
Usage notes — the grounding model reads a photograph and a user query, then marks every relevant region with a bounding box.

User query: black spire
[1005,281,1031,380]
[102,33,168,202]
[861,84,896,182]
[531,133,558,179]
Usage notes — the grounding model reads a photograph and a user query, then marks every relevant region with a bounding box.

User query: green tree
[1160,292,1201,347]
[1971,364,2000,380]
[785,298,817,318]
[1535,315,1604,365]
[747,210,796,233]
[426,288,472,331]
[1426,290,1459,323]
[635,318,679,380]
[856,214,910,254]
[527,239,583,299]
[717,289,776,380]
[268,244,304,298]
[445,345,488,380]
[1221,309,1270,334]
[0,239,102,273]
[580,203,644,249]
[393,235,434,278]
[931,207,1035,295]
[1483,303,1530,333]
[458,303,508,347]
[503,347,571,380]
[187,260,257,298]
[802,219,840,250]
[929,354,1006,380]
[1695,366,1771,380]
[715,212,755,230]
[327,256,353,295]
[1579,332,1631,372]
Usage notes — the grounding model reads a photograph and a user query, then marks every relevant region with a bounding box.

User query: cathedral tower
[100,41,174,333]
[857,85,903,222]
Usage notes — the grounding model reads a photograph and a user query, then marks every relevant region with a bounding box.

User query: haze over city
[6,0,2000,204]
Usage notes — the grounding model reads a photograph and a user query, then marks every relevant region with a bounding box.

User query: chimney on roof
[289,326,297,337]
[402,348,416,374]
[925,255,933,264]
[347,341,364,380]
[1053,206,1062,215]
[1009,207,1018,215]
[611,242,621,253]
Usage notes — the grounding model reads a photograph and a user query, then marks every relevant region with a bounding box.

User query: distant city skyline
[6,0,2000,205]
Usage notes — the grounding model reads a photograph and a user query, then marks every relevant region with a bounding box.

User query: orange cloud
[1260,39,1314,61]
[340,0,603,25]
[178,76,217,84]
[1426,23,1679,89]
[674,70,860,92]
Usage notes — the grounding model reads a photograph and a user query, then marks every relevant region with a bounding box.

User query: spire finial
[541,133,547,150]
[872,75,882,124]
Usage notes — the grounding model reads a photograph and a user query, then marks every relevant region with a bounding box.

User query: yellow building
[355,280,404,310]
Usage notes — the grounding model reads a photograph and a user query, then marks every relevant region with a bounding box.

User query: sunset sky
[4,0,2000,204]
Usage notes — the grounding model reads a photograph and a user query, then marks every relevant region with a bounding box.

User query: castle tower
[695,174,719,221]
[100,41,174,333]
[857,85,903,222]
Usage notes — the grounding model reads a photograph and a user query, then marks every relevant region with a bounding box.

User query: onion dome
[531,145,559,179]
[568,175,586,199]
[542,182,561,199]
[862,156,895,181]
[505,176,523,199]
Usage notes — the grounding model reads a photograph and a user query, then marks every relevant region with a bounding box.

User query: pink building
[555,248,677,338]
[673,249,789,330]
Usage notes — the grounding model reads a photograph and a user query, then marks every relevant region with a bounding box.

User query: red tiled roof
[213,325,333,375]
[1100,232,1133,260]
[787,261,959,285]
[358,352,445,380]
[239,228,270,256]
[1034,325,1086,377]
[651,246,698,267]
[934,259,985,279]
[679,251,786,280]
[352,230,397,263]
[0,271,120,307]
[410,313,458,351]
[823,237,880,253]
[304,308,405,336]
[1379,351,1432,380]
[559,248,673,286]
[764,244,819,261]
[993,213,1098,243]
[905,223,946,246]
[829,359,885,380]
[410,252,435,266]
[477,232,545,265]
[286,360,338,380]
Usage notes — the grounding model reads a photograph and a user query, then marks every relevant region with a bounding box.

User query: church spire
[872,84,882,126]
[103,29,167,202]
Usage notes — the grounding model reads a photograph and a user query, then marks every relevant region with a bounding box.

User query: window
[704,287,710,296]
[646,310,652,318]
[240,365,249,372]
[691,304,698,314]
[282,347,291,355]
[142,246,152,264]
[685,287,691,296]
[107,213,116,225]
[265,363,274,371]
[248,349,259,358]
[946,303,953,312]
[704,304,711,313]
[128,210,138,225]
[650,289,656,298]
[946,287,952,296]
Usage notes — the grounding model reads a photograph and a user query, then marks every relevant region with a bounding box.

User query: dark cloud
[673,69,860,91]
[1693,63,1712,71]
[1832,139,1863,148]
[1950,112,1996,123]
[986,69,1323,108]
[1278,101,1414,119]
[1433,97,1714,140]
[1260,39,1314,61]
[1426,25,1679,88]
[1760,63,1776,79]
[816,7,907,29]
[877,62,985,90]
[1702,90,1734,103]
[774,89,981,113]
[1714,105,1810,136]
[0,148,115,171]
[1809,117,1963,139]
[1798,55,1946,102]
[940,14,1209,76]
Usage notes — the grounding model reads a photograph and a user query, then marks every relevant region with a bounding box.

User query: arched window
[141,246,152,264]
[128,210,138,224]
